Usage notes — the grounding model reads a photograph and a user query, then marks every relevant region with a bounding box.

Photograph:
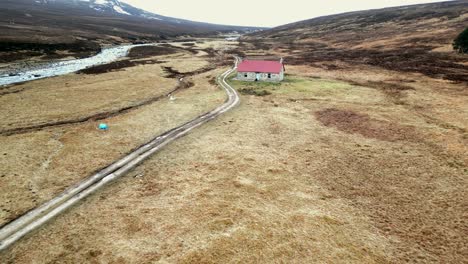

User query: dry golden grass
[161,58,211,74]
[286,64,468,166]
[0,63,177,131]
[194,39,239,51]
[0,54,225,226]
[2,85,397,263]
[1,40,467,263]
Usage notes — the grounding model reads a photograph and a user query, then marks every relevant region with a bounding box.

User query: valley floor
[1,39,467,263]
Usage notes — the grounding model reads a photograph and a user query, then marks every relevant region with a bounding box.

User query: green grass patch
[228,75,355,97]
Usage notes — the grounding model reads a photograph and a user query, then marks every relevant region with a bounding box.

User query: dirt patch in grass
[0,83,31,96]
[160,43,198,55]
[162,66,183,78]
[315,108,416,142]
[0,51,44,63]
[77,59,164,75]
[238,87,272,96]
[346,80,415,103]
[357,81,413,94]
[208,76,217,86]
[126,46,179,59]
[162,65,216,78]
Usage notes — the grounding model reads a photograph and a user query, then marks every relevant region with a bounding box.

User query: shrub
[453,28,468,53]
[238,88,271,96]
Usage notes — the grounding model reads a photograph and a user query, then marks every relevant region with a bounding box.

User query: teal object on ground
[99,123,109,130]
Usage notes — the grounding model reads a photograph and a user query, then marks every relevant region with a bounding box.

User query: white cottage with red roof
[236,58,285,82]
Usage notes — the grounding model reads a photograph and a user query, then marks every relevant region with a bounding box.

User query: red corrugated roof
[237,60,283,73]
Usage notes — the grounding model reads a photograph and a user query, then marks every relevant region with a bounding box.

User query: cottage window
[268,73,272,78]
[244,73,248,78]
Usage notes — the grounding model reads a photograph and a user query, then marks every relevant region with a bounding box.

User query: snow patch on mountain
[32,0,171,22]
[78,0,112,4]
[113,5,130,15]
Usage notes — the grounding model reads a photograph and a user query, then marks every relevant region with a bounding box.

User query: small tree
[453,28,468,53]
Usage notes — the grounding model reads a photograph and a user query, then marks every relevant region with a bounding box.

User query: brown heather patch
[77,59,164,75]
[207,76,217,86]
[346,80,414,100]
[161,65,216,79]
[126,45,179,58]
[314,108,416,142]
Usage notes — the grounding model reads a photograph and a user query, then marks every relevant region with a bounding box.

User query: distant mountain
[31,0,189,24]
[0,0,261,45]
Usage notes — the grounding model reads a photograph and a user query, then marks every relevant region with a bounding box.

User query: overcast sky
[121,0,448,27]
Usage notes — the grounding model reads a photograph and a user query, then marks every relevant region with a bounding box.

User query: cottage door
[255,73,261,81]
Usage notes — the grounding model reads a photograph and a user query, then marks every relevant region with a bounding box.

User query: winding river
[0,44,150,86]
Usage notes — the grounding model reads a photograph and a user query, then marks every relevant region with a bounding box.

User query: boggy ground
[2,38,467,263]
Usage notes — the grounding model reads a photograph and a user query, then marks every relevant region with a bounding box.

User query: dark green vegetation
[453,27,468,53]
[242,1,468,83]
[126,46,179,58]
[0,41,102,63]
[77,59,163,75]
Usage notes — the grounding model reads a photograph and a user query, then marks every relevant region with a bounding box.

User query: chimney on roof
[280,57,284,64]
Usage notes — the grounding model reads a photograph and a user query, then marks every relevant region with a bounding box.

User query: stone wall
[236,70,284,82]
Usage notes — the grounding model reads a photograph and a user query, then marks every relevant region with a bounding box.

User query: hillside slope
[242,0,468,83]
[1,0,257,42]
[0,0,260,62]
